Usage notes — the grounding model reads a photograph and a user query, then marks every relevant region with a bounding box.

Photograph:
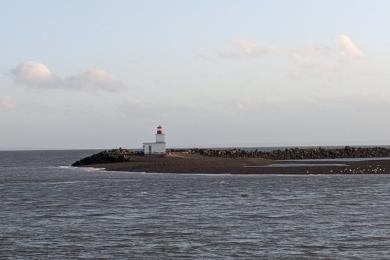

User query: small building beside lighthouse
[143,125,166,155]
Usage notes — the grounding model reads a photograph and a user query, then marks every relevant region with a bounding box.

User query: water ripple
[2,150,390,258]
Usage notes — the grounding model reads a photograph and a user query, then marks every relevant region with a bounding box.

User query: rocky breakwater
[188,146,390,160]
[72,148,143,167]
[72,147,390,175]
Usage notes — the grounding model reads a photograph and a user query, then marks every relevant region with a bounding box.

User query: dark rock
[72,148,143,166]
[185,146,390,160]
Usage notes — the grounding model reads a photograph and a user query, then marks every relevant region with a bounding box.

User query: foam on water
[57,165,107,172]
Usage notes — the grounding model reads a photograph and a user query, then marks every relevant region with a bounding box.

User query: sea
[2,150,390,259]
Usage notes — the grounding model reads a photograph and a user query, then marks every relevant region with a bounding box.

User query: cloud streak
[219,34,365,64]
[10,61,124,91]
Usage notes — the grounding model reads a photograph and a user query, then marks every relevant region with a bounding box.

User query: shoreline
[74,166,390,176]
[72,147,390,175]
[74,152,390,175]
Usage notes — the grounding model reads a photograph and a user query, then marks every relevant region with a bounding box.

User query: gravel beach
[78,152,390,175]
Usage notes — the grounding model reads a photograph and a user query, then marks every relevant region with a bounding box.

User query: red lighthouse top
[157,125,163,134]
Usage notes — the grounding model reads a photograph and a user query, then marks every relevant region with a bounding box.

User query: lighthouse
[156,125,165,143]
[143,125,166,155]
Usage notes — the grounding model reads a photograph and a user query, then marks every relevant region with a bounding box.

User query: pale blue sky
[1,1,390,149]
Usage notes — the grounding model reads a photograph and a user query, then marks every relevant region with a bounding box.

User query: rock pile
[187,146,390,160]
[72,148,142,166]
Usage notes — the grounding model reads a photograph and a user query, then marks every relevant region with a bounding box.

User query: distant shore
[72,148,390,174]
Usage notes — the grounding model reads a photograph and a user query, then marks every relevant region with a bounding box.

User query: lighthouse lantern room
[143,125,166,155]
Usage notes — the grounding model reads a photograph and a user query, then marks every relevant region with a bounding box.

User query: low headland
[72,146,390,174]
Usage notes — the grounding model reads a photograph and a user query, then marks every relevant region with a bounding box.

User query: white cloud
[219,39,271,59]
[0,99,16,109]
[10,61,57,86]
[64,69,124,91]
[338,34,364,60]
[219,34,365,65]
[10,61,124,91]
[238,40,259,55]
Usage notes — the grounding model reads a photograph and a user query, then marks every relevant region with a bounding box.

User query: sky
[1,0,390,150]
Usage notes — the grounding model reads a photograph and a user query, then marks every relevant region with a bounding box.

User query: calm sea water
[2,150,390,259]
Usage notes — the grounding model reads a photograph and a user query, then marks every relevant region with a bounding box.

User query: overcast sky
[1,0,390,150]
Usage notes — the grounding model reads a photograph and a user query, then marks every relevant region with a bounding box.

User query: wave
[57,166,106,172]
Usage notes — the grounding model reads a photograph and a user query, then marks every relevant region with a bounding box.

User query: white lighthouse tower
[155,125,165,143]
[143,125,166,155]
